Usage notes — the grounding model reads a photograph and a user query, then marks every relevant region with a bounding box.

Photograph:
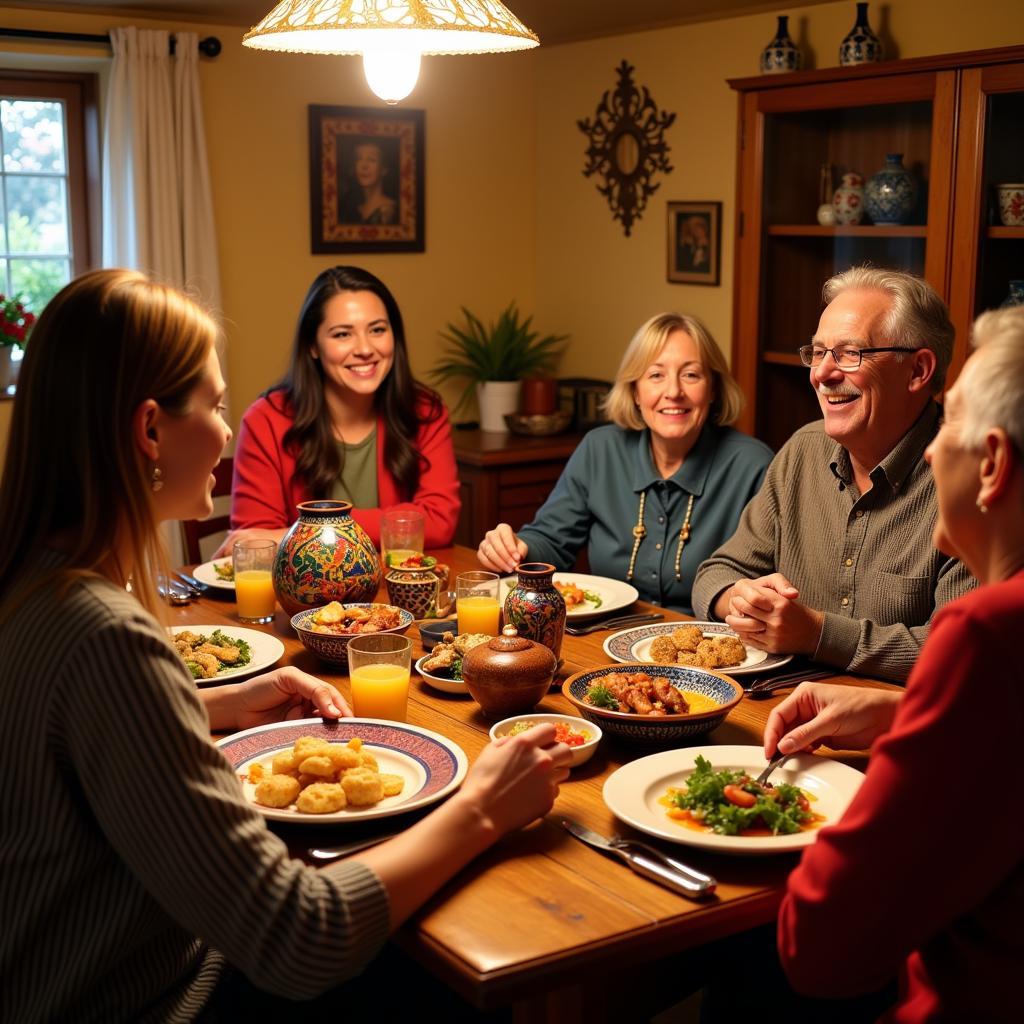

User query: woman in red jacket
[220,267,459,554]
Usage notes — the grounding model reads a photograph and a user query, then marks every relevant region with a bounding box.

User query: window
[0,71,97,352]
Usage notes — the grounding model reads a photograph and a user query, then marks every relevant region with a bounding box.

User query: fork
[564,613,663,636]
[747,668,833,699]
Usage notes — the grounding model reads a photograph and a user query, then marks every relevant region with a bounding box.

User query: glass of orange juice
[381,509,425,568]
[348,635,413,722]
[233,539,277,624]
[456,570,500,636]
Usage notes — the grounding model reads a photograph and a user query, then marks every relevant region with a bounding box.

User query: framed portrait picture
[309,104,425,254]
[667,201,721,285]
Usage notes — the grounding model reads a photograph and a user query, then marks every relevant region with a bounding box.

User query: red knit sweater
[230,390,460,548]
[778,571,1024,1022]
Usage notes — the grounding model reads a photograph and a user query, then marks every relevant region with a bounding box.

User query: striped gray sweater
[0,552,389,1022]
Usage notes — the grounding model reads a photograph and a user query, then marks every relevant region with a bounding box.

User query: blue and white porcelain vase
[760,15,802,74]
[864,154,918,225]
[1002,280,1024,308]
[839,2,884,66]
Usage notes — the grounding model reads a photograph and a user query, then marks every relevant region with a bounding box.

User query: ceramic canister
[273,500,382,615]
[995,184,1024,226]
[833,172,865,225]
[503,562,567,661]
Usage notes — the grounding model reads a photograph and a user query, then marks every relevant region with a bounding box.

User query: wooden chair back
[180,457,233,564]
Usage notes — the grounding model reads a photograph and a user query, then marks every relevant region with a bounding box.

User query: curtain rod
[0,27,221,57]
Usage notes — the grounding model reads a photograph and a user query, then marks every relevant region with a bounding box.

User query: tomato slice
[723,784,757,808]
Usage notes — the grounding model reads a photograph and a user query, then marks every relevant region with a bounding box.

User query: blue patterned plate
[603,621,793,677]
[217,717,468,824]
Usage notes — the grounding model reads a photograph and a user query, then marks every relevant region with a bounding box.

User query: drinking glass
[233,539,277,624]
[348,634,413,722]
[456,570,501,636]
[381,509,425,568]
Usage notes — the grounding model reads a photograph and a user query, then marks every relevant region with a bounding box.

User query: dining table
[174,545,898,1021]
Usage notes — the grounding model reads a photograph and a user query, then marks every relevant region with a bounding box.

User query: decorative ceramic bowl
[489,713,602,768]
[995,183,1024,226]
[504,410,573,437]
[462,625,557,718]
[290,603,413,667]
[562,663,743,745]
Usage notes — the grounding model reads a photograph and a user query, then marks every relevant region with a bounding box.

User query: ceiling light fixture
[243,1,539,105]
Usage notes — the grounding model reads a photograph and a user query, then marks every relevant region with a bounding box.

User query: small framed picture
[309,104,425,254]
[667,201,721,285]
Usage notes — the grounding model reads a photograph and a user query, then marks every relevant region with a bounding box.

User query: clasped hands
[717,572,824,655]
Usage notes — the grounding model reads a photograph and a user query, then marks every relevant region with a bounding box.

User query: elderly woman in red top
[219,266,459,555]
[766,305,1024,1022]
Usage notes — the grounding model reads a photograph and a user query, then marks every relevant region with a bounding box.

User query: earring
[976,498,988,514]
[151,466,164,493]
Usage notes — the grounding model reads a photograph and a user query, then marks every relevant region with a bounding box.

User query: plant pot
[476,380,521,433]
[521,377,558,415]
[273,500,382,615]
[1,345,22,392]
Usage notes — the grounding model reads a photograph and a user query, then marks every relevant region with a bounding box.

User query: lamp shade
[243,1,539,56]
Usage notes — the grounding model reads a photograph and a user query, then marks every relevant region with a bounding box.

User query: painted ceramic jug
[273,500,381,615]
[385,558,452,619]
[503,562,566,662]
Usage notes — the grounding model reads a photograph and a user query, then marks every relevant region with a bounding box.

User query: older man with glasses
[692,266,975,682]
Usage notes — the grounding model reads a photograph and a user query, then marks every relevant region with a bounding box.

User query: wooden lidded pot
[462,625,557,718]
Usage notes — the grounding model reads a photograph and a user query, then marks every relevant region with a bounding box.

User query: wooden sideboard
[451,428,585,549]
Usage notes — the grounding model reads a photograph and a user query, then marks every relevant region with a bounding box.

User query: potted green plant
[431,304,567,432]
[0,293,35,393]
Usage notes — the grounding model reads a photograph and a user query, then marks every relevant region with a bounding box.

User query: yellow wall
[535,0,1024,381]
[0,0,1021,454]
[0,4,538,450]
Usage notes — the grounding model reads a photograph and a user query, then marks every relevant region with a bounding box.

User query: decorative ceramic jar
[995,183,1024,226]
[760,15,802,74]
[839,2,883,66]
[385,560,451,619]
[833,172,865,224]
[462,625,557,718]
[865,154,918,225]
[1002,280,1024,308]
[503,561,567,662]
[273,500,381,615]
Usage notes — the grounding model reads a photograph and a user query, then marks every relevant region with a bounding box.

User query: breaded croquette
[341,770,384,807]
[254,774,301,809]
[296,782,347,814]
[670,626,703,652]
[649,635,680,664]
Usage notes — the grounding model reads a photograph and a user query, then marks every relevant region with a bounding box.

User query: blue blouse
[517,423,772,614]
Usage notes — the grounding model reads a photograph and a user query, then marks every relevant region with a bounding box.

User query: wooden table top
[176,546,895,1013]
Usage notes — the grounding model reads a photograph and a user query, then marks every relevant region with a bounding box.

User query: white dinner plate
[217,718,469,824]
[604,745,864,856]
[415,654,470,696]
[501,572,639,621]
[603,621,793,677]
[171,624,285,684]
[192,559,236,591]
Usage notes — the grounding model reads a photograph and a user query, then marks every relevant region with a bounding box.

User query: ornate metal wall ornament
[577,60,676,237]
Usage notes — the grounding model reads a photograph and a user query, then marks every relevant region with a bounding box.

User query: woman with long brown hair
[220,266,459,554]
[0,269,569,1021]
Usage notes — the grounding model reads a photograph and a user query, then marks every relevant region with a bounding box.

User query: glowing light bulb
[362,50,421,105]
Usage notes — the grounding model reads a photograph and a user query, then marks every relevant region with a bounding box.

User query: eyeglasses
[797,344,917,370]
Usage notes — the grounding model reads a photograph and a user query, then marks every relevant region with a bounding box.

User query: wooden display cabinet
[729,46,1024,451]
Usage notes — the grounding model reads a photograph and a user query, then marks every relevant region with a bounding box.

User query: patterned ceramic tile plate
[500,572,639,621]
[603,621,793,677]
[217,718,469,824]
[170,625,285,685]
[604,745,864,855]
[192,559,235,591]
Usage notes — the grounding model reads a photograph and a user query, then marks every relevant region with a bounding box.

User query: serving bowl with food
[603,745,864,855]
[562,662,743,745]
[414,629,490,694]
[488,713,601,768]
[290,601,413,666]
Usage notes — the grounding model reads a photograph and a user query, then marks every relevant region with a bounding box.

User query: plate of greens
[170,625,284,684]
[500,572,638,621]
[192,559,236,591]
[603,745,864,855]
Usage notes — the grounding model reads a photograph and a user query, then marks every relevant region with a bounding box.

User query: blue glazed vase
[840,2,884,66]
[760,15,802,74]
[272,500,382,615]
[503,562,566,662]
[865,154,918,225]
[1002,280,1024,308]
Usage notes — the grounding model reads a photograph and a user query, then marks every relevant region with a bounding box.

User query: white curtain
[102,27,225,565]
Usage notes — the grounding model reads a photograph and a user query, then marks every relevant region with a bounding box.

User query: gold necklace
[626,491,695,582]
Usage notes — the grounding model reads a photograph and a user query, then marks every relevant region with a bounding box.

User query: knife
[175,571,209,594]
[308,832,400,862]
[561,817,716,899]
